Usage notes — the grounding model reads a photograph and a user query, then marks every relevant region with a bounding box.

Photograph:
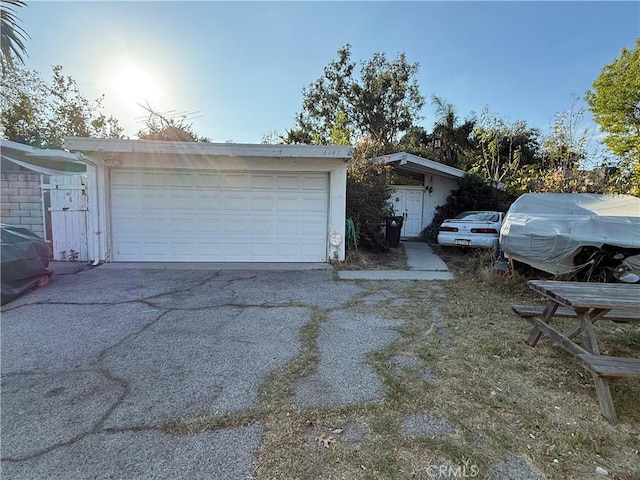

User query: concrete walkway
[337,241,453,281]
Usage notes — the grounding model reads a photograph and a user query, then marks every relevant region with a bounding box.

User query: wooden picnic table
[512,280,640,424]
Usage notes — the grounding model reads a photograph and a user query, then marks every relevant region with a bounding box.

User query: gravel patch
[401,412,457,438]
[340,423,368,443]
[388,355,422,373]
[422,367,436,381]
[488,455,547,480]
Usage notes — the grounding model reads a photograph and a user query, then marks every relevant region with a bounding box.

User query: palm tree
[1,0,29,73]
[431,95,475,167]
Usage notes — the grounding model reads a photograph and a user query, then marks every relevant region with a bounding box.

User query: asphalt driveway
[1,264,401,479]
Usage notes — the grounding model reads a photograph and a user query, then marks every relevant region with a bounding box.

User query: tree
[540,101,590,172]
[260,129,283,145]
[470,108,541,188]
[510,100,617,195]
[396,126,434,158]
[430,95,475,168]
[585,37,640,161]
[1,0,29,73]
[136,102,210,142]
[1,65,124,148]
[294,44,424,153]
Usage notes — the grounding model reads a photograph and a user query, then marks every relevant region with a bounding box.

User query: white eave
[1,139,87,175]
[378,152,466,179]
[64,137,354,160]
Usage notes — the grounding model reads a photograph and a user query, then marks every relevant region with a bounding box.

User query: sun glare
[113,66,161,107]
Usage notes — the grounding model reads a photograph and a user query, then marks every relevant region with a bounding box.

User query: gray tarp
[500,193,640,270]
[1,224,52,305]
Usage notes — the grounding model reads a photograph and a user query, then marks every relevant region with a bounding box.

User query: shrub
[346,141,395,252]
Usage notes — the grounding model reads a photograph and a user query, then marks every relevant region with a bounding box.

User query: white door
[392,188,424,237]
[43,175,90,261]
[109,169,329,262]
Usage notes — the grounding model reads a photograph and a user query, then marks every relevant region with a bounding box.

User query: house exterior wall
[0,169,45,237]
[81,151,348,262]
[421,174,460,228]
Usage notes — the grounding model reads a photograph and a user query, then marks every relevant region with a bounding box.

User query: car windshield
[454,212,499,222]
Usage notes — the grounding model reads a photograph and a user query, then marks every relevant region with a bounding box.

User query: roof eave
[377,152,466,179]
[64,137,354,160]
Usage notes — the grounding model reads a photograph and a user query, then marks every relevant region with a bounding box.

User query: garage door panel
[302,175,327,190]
[168,172,192,187]
[275,175,300,190]
[197,174,222,188]
[111,169,328,261]
[223,173,249,189]
[250,175,275,189]
[140,172,166,186]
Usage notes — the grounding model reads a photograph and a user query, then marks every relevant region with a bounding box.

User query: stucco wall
[1,168,45,237]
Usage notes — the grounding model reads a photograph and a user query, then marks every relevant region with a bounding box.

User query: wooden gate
[42,175,89,261]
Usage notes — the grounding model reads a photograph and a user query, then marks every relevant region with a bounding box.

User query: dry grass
[332,245,409,271]
[164,245,640,480]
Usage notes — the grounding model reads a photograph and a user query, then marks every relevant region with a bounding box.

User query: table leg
[563,308,609,339]
[578,309,600,355]
[591,375,617,423]
[577,309,618,423]
[526,301,559,346]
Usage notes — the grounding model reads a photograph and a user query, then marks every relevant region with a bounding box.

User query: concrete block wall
[1,169,45,237]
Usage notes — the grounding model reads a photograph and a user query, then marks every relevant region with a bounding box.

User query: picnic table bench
[512,280,640,423]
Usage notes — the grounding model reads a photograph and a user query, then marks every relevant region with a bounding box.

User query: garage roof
[65,138,354,160]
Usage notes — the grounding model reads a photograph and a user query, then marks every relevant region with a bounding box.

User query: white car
[437,211,504,250]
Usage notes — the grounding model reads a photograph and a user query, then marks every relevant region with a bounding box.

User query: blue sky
[17,1,640,144]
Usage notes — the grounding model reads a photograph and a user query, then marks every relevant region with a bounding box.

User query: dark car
[1,224,52,305]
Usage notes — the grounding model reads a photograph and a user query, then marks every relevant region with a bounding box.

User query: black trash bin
[384,216,404,248]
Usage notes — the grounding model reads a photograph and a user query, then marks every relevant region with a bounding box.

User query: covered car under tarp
[1,224,52,305]
[500,193,640,275]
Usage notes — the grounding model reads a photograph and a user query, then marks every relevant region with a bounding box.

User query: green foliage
[1,65,124,148]
[0,0,29,73]
[295,44,424,152]
[346,139,394,247]
[506,100,624,196]
[541,98,596,171]
[431,95,476,168]
[395,126,436,159]
[421,174,513,242]
[281,128,313,145]
[329,111,351,146]
[470,108,541,187]
[137,103,210,142]
[586,37,640,161]
[260,129,284,145]
[604,157,640,196]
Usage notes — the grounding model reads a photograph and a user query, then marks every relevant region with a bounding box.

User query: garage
[111,169,329,262]
[64,139,352,263]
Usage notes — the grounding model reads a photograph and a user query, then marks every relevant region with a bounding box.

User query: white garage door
[110,169,329,262]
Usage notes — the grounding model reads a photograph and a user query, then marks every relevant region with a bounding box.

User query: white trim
[1,139,84,163]
[378,152,466,178]
[65,137,354,160]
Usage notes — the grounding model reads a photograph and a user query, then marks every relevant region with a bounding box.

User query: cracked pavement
[2,264,396,479]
